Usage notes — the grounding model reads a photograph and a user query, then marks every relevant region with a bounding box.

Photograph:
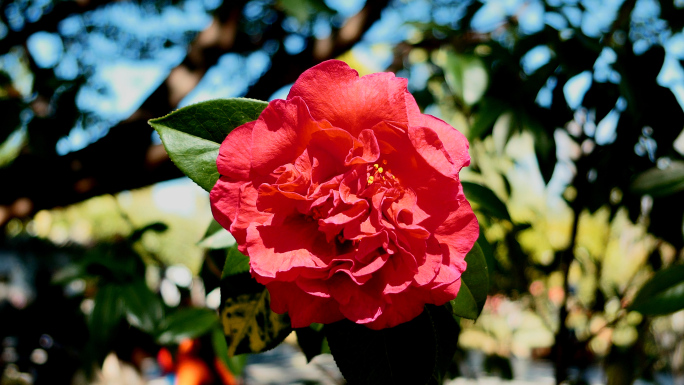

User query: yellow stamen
[377,167,384,173]
[367,176,375,184]
[373,163,379,169]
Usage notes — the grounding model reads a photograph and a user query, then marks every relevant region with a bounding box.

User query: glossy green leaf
[198,219,236,249]
[326,304,459,385]
[222,244,251,278]
[631,161,684,197]
[451,241,489,320]
[220,273,291,356]
[119,280,164,333]
[462,181,511,221]
[629,264,684,316]
[148,98,268,192]
[157,307,218,344]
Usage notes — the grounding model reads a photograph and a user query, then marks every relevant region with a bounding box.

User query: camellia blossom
[210,60,479,330]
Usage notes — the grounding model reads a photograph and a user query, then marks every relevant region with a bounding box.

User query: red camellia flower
[210,60,479,330]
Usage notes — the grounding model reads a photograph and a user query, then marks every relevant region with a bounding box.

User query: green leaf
[148,98,268,192]
[631,161,684,197]
[119,280,164,333]
[198,220,236,249]
[220,273,291,356]
[462,181,511,221]
[89,284,124,345]
[222,244,251,278]
[451,241,489,320]
[157,307,218,344]
[629,264,684,316]
[444,52,488,107]
[325,304,460,385]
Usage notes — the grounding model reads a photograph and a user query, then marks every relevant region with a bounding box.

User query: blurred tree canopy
[3,0,684,384]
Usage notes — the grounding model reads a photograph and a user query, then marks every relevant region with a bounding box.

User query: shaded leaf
[199,219,236,249]
[325,304,459,385]
[220,273,291,356]
[462,181,511,221]
[631,161,684,198]
[629,264,684,316]
[157,307,218,344]
[451,241,489,320]
[149,98,268,192]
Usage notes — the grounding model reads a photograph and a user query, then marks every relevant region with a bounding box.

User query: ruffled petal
[288,60,411,137]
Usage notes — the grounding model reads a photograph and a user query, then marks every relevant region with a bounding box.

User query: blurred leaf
[220,273,291,356]
[89,284,124,344]
[469,98,506,140]
[198,219,236,249]
[629,264,684,316]
[444,52,489,107]
[222,244,251,278]
[462,181,511,221]
[129,222,168,244]
[211,326,248,376]
[526,117,557,185]
[451,241,489,320]
[630,161,684,198]
[157,307,218,344]
[120,280,164,333]
[0,127,27,168]
[149,98,268,192]
[326,304,459,385]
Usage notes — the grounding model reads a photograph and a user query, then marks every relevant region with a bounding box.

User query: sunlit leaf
[326,304,459,385]
[220,273,291,356]
[631,161,684,198]
[148,98,268,192]
[157,307,218,344]
[462,181,511,221]
[629,264,684,316]
[451,241,489,320]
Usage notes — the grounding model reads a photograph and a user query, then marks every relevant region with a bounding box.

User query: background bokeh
[2,0,684,384]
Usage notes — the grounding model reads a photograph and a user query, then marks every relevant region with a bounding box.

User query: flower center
[367,159,399,187]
